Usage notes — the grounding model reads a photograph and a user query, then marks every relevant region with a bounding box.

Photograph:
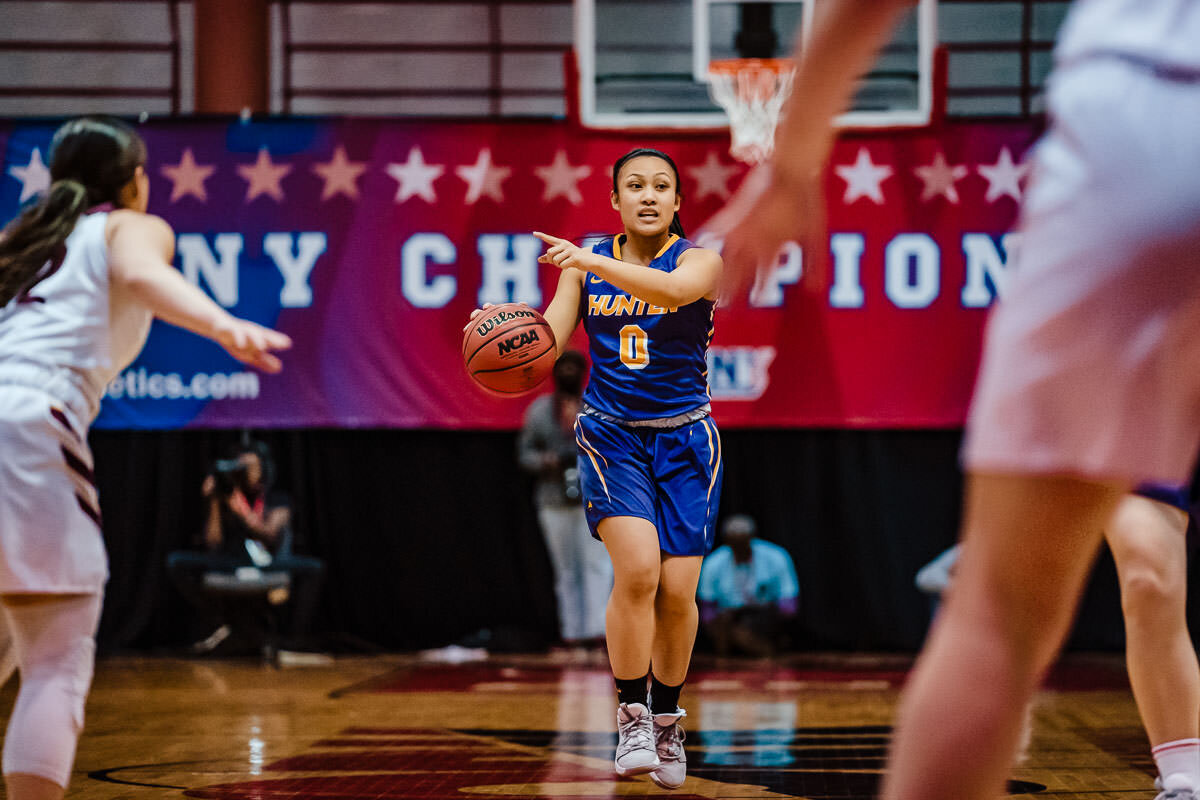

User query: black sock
[615,673,650,707]
[649,675,683,714]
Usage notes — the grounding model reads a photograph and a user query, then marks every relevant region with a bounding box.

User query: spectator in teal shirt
[697,515,799,657]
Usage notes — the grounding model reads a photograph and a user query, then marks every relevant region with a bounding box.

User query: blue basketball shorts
[573,412,723,557]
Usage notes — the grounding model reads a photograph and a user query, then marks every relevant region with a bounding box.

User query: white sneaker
[614,703,659,776]
[1155,774,1198,800]
[190,624,232,654]
[649,708,688,789]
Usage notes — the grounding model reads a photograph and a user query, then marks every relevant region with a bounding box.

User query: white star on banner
[456,148,511,204]
[8,148,50,203]
[914,151,969,204]
[312,145,367,202]
[236,148,292,203]
[535,150,591,205]
[977,147,1031,203]
[835,147,893,205]
[160,148,216,203]
[387,147,444,204]
[687,151,740,201]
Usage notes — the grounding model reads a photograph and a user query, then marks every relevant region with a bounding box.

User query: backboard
[575,0,937,130]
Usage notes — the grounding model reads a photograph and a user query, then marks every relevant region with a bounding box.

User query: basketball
[463,303,557,395]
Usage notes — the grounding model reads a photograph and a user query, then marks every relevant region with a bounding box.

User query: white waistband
[582,403,711,429]
[0,361,98,423]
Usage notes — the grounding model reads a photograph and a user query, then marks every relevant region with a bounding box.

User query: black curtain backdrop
[89,428,1128,653]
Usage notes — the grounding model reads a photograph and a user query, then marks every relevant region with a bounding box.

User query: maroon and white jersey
[0,210,155,592]
[0,211,153,420]
[964,38,1200,485]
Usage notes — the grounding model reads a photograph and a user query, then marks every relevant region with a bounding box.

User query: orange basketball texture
[463,303,557,394]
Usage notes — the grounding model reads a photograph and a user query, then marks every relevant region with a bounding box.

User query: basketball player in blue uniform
[471,148,722,787]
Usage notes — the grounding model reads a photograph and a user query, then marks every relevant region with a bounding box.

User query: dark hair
[552,349,587,398]
[0,116,146,307]
[554,350,587,373]
[233,438,276,489]
[611,147,686,238]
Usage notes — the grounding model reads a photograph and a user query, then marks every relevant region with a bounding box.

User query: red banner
[0,119,1038,429]
[713,124,1035,427]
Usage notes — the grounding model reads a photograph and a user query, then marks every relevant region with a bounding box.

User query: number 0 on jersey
[619,324,649,370]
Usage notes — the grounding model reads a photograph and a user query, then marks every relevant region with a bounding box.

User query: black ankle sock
[615,673,650,707]
[649,675,683,714]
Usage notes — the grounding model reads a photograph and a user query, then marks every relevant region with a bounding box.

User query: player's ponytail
[0,180,88,306]
[668,213,686,239]
[612,147,686,239]
[0,116,145,308]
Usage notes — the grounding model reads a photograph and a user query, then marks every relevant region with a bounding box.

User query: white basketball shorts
[0,382,108,593]
[964,57,1200,485]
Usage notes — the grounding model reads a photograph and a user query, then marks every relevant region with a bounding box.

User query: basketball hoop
[707,58,795,165]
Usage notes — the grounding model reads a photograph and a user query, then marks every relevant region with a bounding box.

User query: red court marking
[187,775,713,800]
[352,664,915,694]
[340,727,451,735]
[342,658,1129,696]
[193,736,697,800]
[1043,661,1130,691]
[187,717,687,800]
[265,750,529,772]
[311,739,478,748]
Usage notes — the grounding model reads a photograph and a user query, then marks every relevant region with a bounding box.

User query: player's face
[611,156,680,238]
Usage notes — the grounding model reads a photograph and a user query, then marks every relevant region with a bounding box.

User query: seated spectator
[167,440,323,654]
[698,515,799,657]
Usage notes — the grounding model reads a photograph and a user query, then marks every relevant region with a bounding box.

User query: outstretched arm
[709,0,916,286]
[535,232,721,308]
[107,211,292,372]
[773,0,917,185]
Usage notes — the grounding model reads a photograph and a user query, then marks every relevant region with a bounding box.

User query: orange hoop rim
[707,57,794,76]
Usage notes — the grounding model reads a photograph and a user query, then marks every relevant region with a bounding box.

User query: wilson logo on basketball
[497,329,540,355]
[475,309,536,338]
[463,302,555,395]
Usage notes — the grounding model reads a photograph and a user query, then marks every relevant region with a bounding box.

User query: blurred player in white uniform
[0,116,290,800]
[711,1,1200,798]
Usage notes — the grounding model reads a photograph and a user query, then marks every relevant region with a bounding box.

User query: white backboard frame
[693,0,812,84]
[575,0,937,130]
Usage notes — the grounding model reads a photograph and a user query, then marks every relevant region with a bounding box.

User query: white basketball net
[707,59,795,165]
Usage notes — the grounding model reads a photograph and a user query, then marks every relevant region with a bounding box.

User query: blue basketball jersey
[582,234,714,421]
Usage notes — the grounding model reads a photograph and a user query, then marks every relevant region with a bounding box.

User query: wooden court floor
[10,651,1164,799]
